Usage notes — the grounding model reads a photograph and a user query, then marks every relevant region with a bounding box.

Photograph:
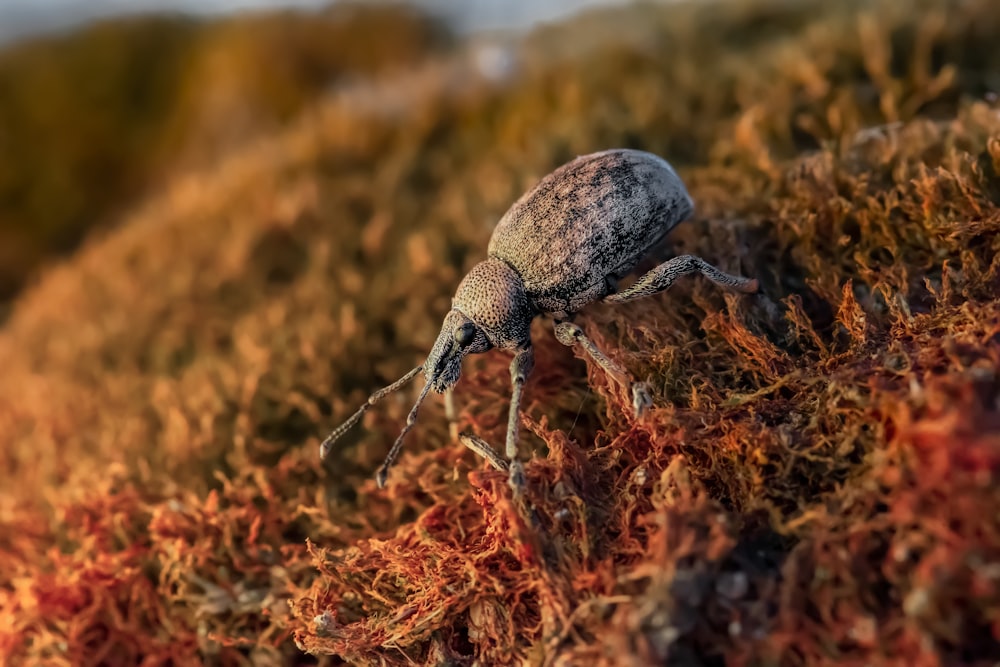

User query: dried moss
[1,0,999,664]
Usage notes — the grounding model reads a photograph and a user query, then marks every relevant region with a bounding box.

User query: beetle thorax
[453,257,533,349]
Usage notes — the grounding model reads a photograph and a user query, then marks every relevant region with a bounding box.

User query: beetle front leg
[505,346,535,459]
[553,320,652,418]
[604,254,758,303]
[459,433,508,471]
[459,431,526,500]
[455,346,532,494]
[443,387,459,441]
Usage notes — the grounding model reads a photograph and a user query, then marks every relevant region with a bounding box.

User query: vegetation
[0,0,998,664]
[0,2,450,305]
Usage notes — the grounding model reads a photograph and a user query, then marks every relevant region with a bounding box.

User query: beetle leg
[453,348,532,494]
[604,254,758,303]
[459,433,508,471]
[505,346,535,460]
[444,387,459,441]
[553,320,652,418]
[458,437,525,501]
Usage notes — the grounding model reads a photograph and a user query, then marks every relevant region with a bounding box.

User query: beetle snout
[424,313,465,393]
[426,343,459,394]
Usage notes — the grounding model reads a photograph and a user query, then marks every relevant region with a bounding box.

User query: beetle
[320,148,758,488]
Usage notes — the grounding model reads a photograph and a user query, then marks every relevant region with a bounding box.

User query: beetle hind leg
[553,320,652,418]
[605,254,758,304]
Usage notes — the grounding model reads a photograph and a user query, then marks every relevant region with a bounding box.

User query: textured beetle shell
[452,258,532,349]
[488,148,694,313]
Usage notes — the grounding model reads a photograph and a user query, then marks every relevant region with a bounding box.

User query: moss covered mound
[1,0,999,664]
[0,2,449,306]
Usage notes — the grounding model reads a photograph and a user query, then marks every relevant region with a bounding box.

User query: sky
[0,0,629,45]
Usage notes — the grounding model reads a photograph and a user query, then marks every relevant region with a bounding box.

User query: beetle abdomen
[488,149,693,313]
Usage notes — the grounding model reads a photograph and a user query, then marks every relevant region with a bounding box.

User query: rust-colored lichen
[1,0,999,664]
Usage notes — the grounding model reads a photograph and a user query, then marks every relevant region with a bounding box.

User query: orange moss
[1,0,999,664]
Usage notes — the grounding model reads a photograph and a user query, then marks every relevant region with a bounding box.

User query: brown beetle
[320,149,758,487]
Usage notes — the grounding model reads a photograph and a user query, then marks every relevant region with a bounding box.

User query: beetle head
[424,258,533,393]
[424,310,492,392]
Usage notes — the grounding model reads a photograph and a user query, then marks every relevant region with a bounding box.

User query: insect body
[320,149,758,487]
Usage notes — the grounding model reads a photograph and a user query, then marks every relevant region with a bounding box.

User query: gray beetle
[320,148,758,487]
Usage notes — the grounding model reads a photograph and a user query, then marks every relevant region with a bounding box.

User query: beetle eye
[454,323,476,346]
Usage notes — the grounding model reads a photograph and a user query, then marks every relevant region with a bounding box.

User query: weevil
[320,149,759,487]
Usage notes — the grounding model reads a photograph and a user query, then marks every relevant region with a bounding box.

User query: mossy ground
[0,3,448,305]
[1,0,999,664]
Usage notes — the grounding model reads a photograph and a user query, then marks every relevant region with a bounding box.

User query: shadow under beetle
[320,149,759,488]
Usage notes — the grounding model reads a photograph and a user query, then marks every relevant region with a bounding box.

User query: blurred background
[0,0,620,317]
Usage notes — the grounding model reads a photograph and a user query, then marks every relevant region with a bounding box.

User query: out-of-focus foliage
[0,16,199,305]
[1,0,999,664]
[0,2,450,306]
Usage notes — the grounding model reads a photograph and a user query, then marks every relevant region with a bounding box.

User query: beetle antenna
[375,378,433,488]
[319,365,422,460]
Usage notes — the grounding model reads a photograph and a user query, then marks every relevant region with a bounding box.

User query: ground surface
[1,0,999,664]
